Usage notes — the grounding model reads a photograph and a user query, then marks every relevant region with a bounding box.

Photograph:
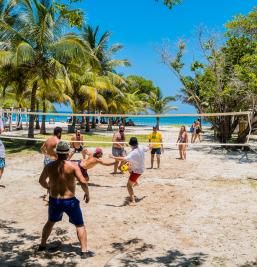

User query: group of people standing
[0,120,202,259]
[38,125,153,258]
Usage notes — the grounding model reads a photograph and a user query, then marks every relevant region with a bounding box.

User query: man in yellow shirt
[148,126,164,169]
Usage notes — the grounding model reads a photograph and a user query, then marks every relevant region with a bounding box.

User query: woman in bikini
[177,126,189,160]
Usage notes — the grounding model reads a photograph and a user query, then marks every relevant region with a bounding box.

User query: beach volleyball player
[38,141,94,258]
[41,127,62,165]
[148,126,164,169]
[78,148,115,181]
[69,129,86,160]
[110,137,148,205]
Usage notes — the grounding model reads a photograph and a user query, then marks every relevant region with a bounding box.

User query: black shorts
[151,148,161,155]
[196,128,201,134]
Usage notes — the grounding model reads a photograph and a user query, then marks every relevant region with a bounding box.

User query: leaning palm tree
[0,0,90,140]
[148,88,177,129]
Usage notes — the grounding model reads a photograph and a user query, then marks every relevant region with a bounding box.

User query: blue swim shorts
[48,197,84,226]
[44,156,55,166]
[0,158,5,169]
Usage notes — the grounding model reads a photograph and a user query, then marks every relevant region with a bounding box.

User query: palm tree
[148,88,177,129]
[0,0,89,141]
[81,25,131,131]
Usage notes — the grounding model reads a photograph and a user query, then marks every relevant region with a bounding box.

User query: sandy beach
[1,138,257,267]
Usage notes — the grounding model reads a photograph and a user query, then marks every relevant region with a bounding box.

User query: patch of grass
[3,133,148,155]
[36,133,148,147]
[4,139,41,155]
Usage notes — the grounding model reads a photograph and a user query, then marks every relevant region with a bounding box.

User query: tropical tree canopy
[0,0,176,138]
[160,7,257,143]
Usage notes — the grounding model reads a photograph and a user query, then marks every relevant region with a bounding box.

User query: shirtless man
[78,148,115,181]
[112,125,126,174]
[41,127,62,166]
[69,129,85,160]
[38,141,94,258]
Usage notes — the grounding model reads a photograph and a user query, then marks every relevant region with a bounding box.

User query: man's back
[46,160,77,198]
[44,136,59,157]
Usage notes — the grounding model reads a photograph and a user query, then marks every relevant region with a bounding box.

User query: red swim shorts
[129,172,141,183]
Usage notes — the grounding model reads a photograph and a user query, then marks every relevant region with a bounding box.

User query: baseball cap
[95,147,103,154]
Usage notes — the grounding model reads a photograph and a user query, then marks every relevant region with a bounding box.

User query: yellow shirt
[148,132,162,148]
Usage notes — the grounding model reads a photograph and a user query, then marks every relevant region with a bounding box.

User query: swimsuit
[48,197,84,226]
[44,156,55,166]
[0,158,5,169]
[129,172,141,183]
[78,161,89,180]
[179,134,187,143]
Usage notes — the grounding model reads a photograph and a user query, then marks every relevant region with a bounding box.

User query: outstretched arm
[109,154,126,161]
[39,167,49,190]
[98,159,116,166]
[74,165,90,203]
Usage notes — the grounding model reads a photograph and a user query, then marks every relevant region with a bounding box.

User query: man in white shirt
[110,137,148,205]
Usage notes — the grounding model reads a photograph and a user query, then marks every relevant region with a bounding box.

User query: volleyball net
[0,108,256,149]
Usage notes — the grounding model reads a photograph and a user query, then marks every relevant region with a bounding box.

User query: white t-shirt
[125,145,148,174]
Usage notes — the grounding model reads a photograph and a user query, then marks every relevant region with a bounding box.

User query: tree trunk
[91,116,96,129]
[81,114,85,129]
[107,117,113,131]
[156,116,160,130]
[86,104,90,132]
[122,117,126,126]
[69,115,76,133]
[35,101,40,129]
[86,116,90,132]
[40,95,46,134]
[27,81,37,144]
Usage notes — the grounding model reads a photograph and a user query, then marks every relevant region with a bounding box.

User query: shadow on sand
[0,219,83,267]
[104,238,207,267]
[105,196,147,208]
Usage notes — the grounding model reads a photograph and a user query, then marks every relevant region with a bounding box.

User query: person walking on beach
[190,121,196,143]
[177,126,189,160]
[193,118,201,143]
[38,141,94,258]
[112,125,126,174]
[69,129,85,160]
[148,126,164,169]
[41,127,62,166]
[110,137,148,205]
[78,147,115,181]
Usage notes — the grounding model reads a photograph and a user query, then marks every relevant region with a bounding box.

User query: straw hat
[55,141,70,154]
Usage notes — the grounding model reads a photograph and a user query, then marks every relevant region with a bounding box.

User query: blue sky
[57,0,256,113]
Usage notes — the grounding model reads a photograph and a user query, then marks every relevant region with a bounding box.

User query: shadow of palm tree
[105,238,207,267]
[0,219,80,267]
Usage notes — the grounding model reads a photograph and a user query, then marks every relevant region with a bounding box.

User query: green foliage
[161,6,257,142]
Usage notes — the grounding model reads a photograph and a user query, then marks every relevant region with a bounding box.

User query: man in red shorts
[110,137,148,205]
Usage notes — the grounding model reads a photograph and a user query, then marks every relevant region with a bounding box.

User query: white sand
[1,145,257,266]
